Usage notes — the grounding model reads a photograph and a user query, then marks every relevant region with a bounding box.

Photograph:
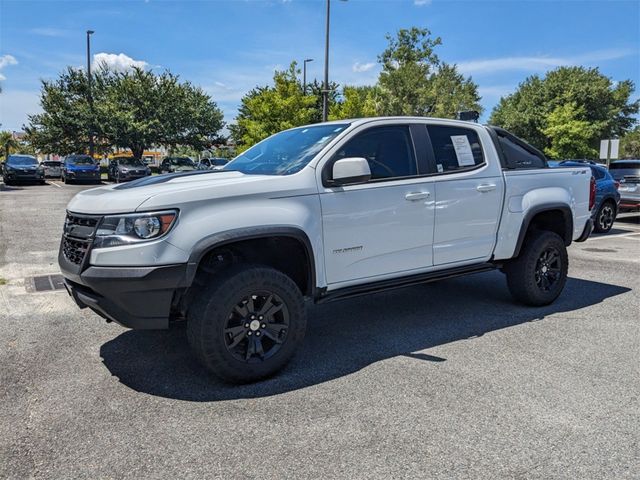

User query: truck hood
[66,170,317,214]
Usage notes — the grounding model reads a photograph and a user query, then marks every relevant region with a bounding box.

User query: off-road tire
[187,264,306,383]
[505,230,568,306]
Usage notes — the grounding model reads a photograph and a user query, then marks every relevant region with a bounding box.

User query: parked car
[159,157,196,174]
[196,158,230,170]
[1,154,45,185]
[553,160,620,233]
[62,155,101,184]
[107,157,151,183]
[60,118,594,383]
[42,160,63,178]
[609,160,640,211]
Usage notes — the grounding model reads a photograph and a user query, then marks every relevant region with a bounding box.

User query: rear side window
[427,126,484,173]
[495,132,547,169]
[331,126,417,180]
[610,161,640,170]
[591,167,605,180]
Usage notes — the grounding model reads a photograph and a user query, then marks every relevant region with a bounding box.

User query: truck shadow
[99,271,630,401]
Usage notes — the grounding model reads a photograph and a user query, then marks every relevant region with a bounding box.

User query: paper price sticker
[450,135,476,167]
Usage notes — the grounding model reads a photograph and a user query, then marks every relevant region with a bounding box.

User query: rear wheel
[187,264,306,383]
[505,231,568,306]
[594,200,616,233]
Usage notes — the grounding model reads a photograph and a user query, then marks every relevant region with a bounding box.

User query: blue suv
[61,155,101,184]
[553,161,620,233]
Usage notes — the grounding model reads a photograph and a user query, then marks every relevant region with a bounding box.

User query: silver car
[42,160,62,178]
[610,160,640,211]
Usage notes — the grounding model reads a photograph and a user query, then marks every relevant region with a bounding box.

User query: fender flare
[184,226,316,295]
[513,203,574,258]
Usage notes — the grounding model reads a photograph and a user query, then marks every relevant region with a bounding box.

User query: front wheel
[187,264,306,383]
[504,231,568,306]
[594,201,616,233]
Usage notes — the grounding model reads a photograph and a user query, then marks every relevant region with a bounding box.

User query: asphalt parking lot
[1,181,639,479]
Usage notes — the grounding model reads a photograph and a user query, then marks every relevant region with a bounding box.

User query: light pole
[86,29,95,157]
[303,58,313,94]
[322,0,347,122]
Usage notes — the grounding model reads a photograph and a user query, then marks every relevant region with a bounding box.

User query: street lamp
[303,58,313,94]
[86,29,95,157]
[322,0,347,122]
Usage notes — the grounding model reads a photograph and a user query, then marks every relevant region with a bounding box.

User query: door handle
[405,191,431,201]
[476,183,497,193]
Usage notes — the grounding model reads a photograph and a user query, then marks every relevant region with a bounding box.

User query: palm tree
[0,131,19,161]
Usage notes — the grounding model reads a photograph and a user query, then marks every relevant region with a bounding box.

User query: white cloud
[92,52,148,72]
[352,61,376,73]
[0,54,18,81]
[457,48,635,75]
[414,0,432,5]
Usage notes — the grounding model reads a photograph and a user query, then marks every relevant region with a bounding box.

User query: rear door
[425,124,504,265]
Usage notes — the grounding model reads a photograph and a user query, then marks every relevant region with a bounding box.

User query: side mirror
[331,157,371,185]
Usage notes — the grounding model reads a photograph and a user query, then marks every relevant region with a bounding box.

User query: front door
[319,125,435,285]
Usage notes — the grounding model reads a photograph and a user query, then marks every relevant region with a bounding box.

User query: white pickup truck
[59,117,594,383]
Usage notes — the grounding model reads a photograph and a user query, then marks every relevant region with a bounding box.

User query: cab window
[427,125,485,173]
[331,126,417,181]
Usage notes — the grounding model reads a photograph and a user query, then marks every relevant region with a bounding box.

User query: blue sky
[1,0,638,132]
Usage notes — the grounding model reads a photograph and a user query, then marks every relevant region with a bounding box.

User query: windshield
[225,124,349,175]
[7,156,38,166]
[66,156,95,165]
[610,161,640,169]
[43,161,61,166]
[118,158,144,167]
[211,158,228,166]
[170,158,194,166]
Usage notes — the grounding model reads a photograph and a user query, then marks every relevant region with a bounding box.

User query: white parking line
[588,232,640,241]
[48,181,62,188]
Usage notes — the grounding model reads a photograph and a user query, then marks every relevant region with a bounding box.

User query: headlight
[93,210,178,248]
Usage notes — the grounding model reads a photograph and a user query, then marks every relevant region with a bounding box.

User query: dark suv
[554,161,620,233]
[609,160,640,211]
[108,157,151,183]
[1,154,45,185]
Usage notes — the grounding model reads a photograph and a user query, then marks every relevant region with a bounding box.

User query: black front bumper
[61,261,189,330]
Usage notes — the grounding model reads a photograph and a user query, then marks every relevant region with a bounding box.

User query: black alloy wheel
[534,247,561,292]
[223,292,290,363]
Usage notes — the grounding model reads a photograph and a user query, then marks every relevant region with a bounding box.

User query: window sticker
[450,135,476,166]
[437,164,444,173]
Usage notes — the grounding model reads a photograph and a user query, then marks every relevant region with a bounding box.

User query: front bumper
[4,170,44,181]
[61,262,189,329]
[66,170,101,181]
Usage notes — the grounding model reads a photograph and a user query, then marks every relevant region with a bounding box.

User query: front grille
[62,213,101,266]
[62,237,91,265]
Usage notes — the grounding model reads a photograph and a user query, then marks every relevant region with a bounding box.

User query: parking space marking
[48,181,62,188]
[588,232,640,241]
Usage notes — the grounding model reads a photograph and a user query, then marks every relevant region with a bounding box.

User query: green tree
[26,67,98,155]
[377,27,481,117]
[542,103,598,159]
[230,62,317,149]
[0,131,19,161]
[329,85,379,120]
[620,126,640,158]
[26,66,224,159]
[489,66,639,152]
